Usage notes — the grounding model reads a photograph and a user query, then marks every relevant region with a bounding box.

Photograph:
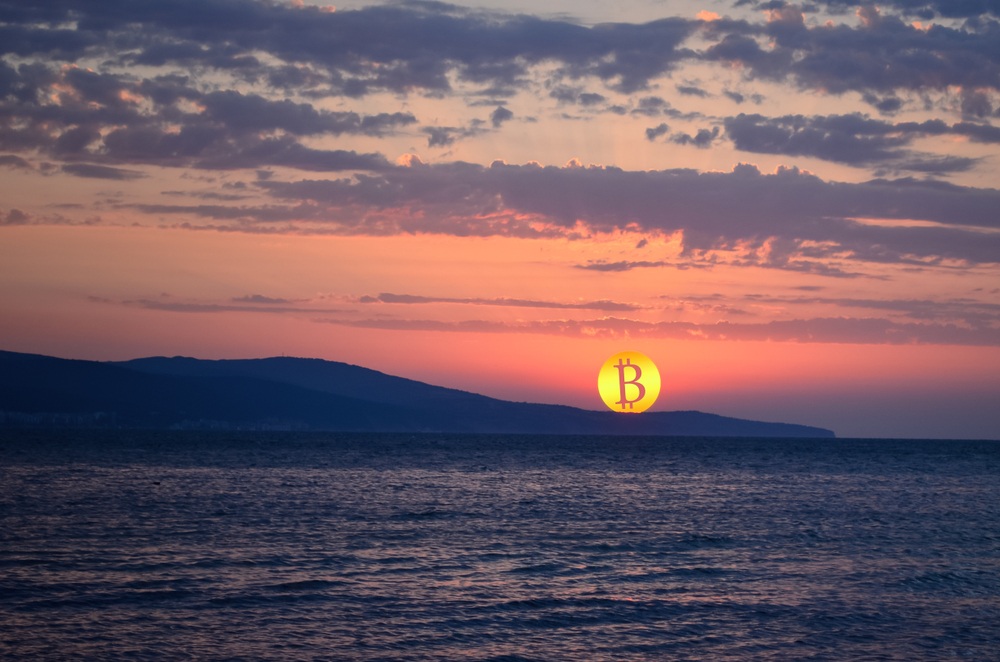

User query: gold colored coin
[597,351,661,413]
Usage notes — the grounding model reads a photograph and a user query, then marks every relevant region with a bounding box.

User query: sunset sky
[1,0,999,439]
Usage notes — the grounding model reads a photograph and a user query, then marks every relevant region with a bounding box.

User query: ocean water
[1,431,999,661]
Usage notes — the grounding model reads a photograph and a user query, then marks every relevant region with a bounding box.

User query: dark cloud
[549,85,581,103]
[0,154,31,169]
[671,126,720,148]
[490,105,513,128]
[632,96,671,117]
[676,85,710,98]
[0,0,699,96]
[801,1,1000,19]
[192,139,390,172]
[704,6,1000,98]
[645,123,670,141]
[861,93,904,115]
[61,163,146,180]
[163,190,251,202]
[199,91,416,136]
[0,208,29,225]
[1,0,998,275]
[423,124,486,147]
[252,161,1000,265]
[579,92,607,106]
[0,207,94,226]
[724,113,990,171]
[0,61,401,174]
[1,0,998,117]
[425,127,459,148]
[1,0,996,186]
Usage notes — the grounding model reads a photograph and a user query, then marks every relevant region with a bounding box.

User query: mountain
[0,350,835,437]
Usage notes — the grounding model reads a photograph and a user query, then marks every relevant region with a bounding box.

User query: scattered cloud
[704,4,1000,97]
[1,0,997,186]
[724,113,996,172]
[323,315,1000,346]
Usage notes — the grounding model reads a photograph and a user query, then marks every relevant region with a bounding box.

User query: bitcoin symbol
[597,351,661,413]
[614,358,645,410]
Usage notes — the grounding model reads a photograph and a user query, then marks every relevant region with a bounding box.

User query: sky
[1,0,999,439]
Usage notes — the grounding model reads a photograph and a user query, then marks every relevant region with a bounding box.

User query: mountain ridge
[0,350,835,437]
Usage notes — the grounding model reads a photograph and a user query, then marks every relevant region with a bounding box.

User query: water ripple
[2,431,999,660]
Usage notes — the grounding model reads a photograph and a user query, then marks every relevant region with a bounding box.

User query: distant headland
[0,350,835,438]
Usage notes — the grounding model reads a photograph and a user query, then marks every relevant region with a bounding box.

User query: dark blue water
[2,431,999,660]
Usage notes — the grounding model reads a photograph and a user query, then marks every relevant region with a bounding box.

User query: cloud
[644,123,670,141]
[199,91,416,136]
[676,84,710,98]
[3,1,998,115]
[112,157,1000,270]
[724,113,992,171]
[0,154,32,170]
[231,294,293,304]
[576,260,671,272]
[323,315,1000,346]
[490,106,514,128]
[423,123,488,147]
[0,1,699,96]
[251,161,1000,266]
[632,96,671,117]
[0,63,402,174]
[671,126,720,148]
[723,90,766,105]
[703,7,1000,98]
[359,292,641,312]
[575,255,865,278]
[61,163,147,180]
[125,298,347,314]
[548,86,607,107]
[2,0,998,188]
[1,0,998,276]
[190,139,391,172]
[0,208,30,225]
[800,1,1000,20]
[742,293,1000,326]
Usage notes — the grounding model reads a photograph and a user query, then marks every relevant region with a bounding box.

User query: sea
[1,431,999,661]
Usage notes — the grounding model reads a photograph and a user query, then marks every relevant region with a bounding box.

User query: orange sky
[1,0,999,438]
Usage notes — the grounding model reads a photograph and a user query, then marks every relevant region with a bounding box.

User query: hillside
[0,350,835,437]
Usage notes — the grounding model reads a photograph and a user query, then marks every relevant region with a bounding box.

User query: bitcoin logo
[597,351,661,413]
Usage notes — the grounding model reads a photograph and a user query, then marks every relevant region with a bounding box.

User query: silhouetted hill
[0,350,835,437]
